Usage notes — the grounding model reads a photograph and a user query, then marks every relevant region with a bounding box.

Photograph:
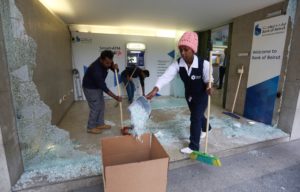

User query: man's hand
[146,87,159,100]
[127,76,132,81]
[112,63,119,72]
[107,91,122,102]
[115,96,122,102]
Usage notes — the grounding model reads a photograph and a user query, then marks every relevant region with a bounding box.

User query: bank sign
[244,15,288,125]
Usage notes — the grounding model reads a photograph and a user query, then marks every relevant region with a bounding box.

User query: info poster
[244,15,288,125]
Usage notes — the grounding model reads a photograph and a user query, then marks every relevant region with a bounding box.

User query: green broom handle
[115,69,124,128]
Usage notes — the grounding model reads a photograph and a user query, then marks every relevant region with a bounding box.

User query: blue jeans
[121,76,135,103]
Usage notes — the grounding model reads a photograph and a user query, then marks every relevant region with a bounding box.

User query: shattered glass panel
[171,74,185,98]
[150,97,187,110]
[128,99,150,138]
[3,1,101,190]
[210,116,289,141]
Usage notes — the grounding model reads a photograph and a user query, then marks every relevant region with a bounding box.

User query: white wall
[71,32,175,99]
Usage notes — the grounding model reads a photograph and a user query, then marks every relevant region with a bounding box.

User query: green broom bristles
[190,151,222,167]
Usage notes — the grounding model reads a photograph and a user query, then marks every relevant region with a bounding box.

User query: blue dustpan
[128,96,151,116]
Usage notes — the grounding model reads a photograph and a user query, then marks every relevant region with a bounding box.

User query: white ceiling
[43,0,284,31]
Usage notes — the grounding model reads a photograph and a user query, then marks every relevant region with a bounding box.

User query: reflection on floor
[13,96,289,190]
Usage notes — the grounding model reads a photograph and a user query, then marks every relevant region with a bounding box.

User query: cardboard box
[101,133,169,192]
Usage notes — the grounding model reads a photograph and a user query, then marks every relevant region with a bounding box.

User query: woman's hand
[146,87,159,100]
[206,87,213,95]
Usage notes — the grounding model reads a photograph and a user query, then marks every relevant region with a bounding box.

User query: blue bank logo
[72,36,81,42]
[254,24,262,36]
[72,36,92,43]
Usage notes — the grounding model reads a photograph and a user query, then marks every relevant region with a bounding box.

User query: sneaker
[201,132,207,139]
[96,124,111,130]
[87,128,102,134]
[180,147,193,154]
[201,129,212,139]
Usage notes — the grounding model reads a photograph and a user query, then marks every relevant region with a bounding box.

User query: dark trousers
[219,66,226,88]
[186,96,211,151]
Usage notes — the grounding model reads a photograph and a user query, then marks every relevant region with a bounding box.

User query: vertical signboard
[244,15,288,125]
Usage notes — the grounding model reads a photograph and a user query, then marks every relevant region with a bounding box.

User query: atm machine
[125,43,146,95]
[126,43,146,67]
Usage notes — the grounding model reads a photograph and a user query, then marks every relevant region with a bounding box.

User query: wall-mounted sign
[244,15,288,125]
[71,32,174,100]
[99,46,123,57]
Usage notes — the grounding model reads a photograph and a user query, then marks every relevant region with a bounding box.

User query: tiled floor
[13,91,290,190]
[58,93,289,162]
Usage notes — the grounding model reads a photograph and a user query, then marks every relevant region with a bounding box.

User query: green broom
[190,56,221,167]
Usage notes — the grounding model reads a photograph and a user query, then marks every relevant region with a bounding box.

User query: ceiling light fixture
[126,43,146,50]
[39,0,73,16]
[69,24,182,38]
[266,10,282,18]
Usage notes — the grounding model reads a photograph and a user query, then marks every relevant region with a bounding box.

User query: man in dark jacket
[121,66,150,103]
[82,50,122,134]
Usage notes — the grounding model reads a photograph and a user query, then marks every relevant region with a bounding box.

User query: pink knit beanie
[178,32,198,53]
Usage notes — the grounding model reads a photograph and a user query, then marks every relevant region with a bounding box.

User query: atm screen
[127,56,137,64]
[127,50,145,67]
